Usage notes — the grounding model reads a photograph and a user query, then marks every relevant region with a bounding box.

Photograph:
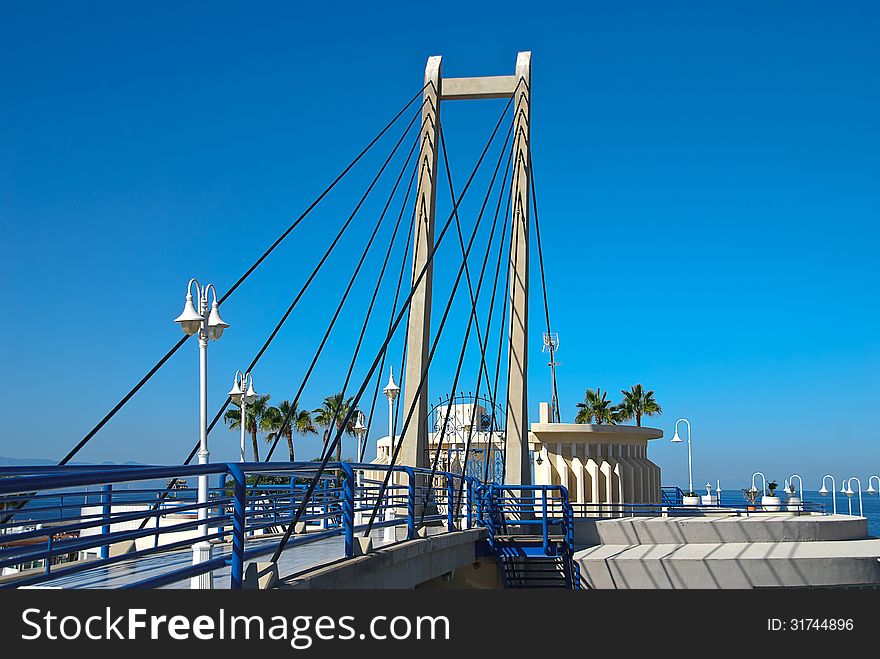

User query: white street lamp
[670,418,693,494]
[868,475,880,496]
[174,278,229,589]
[354,411,368,462]
[353,411,367,527]
[818,474,837,515]
[382,368,400,542]
[228,371,258,463]
[383,367,400,450]
[845,476,863,517]
[787,473,804,511]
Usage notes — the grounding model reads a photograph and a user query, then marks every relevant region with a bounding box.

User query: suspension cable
[263,116,424,463]
[58,85,428,466]
[418,121,517,525]
[268,83,521,563]
[364,92,523,536]
[184,97,428,465]
[527,148,560,422]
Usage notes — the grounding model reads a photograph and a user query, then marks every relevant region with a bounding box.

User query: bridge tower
[400,52,532,485]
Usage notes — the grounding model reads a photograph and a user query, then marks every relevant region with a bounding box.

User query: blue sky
[1,2,878,493]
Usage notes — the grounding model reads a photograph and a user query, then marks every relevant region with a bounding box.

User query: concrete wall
[280,529,486,589]
[573,514,880,589]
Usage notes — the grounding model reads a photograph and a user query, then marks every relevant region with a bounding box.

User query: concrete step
[574,514,867,546]
[575,538,880,589]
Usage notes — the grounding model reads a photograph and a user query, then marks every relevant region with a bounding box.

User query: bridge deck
[32,526,426,589]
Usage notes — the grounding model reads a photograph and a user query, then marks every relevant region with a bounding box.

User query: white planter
[682,495,701,506]
[761,495,781,511]
[786,496,802,512]
[701,494,718,506]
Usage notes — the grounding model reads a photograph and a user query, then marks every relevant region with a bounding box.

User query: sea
[716,489,880,536]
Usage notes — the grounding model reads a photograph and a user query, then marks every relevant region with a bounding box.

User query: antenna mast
[542,332,561,422]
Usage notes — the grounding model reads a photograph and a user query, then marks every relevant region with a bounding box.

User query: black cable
[451,150,517,513]
[110,95,428,533]
[499,148,527,484]
[439,128,495,397]
[269,84,520,563]
[364,90,524,536]
[58,85,429,467]
[527,148,561,422]
[418,121,517,525]
[264,116,424,463]
[186,96,429,465]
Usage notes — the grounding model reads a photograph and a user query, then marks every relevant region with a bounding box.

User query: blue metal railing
[475,484,580,589]
[661,486,684,506]
[0,461,476,590]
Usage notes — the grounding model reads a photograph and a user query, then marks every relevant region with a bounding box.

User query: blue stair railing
[661,486,684,506]
[475,484,581,589]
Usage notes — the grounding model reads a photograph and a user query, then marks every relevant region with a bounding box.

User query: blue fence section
[0,462,477,590]
[475,484,581,589]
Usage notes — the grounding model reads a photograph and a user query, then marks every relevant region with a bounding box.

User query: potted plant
[682,490,700,506]
[742,487,759,511]
[761,480,782,511]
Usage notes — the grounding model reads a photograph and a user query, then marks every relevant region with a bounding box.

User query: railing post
[45,534,53,576]
[465,478,473,529]
[100,483,112,560]
[404,467,416,540]
[541,488,549,555]
[341,463,355,558]
[446,475,455,532]
[216,474,226,542]
[227,463,246,590]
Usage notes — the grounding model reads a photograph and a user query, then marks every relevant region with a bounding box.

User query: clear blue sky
[1,2,878,493]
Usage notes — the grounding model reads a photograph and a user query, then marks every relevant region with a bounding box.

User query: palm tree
[575,388,619,425]
[313,393,359,462]
[617,384,662,427]
[264,400,318,462]
[223,394,273,461]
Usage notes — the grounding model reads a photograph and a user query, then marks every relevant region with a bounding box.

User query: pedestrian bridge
[0,462,580,590]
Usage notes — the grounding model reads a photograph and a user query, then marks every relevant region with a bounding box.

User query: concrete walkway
[576,536,880,588]
[30,524,424,589]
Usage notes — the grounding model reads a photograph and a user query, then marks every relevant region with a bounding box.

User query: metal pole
[240,394,246,463]
[228,463,246,590]
[687,430,693,495]
[100,484,112,560]
[342,463,355,558]
[192,291,213,589]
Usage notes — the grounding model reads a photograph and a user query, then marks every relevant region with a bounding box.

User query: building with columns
[372,400,663,513]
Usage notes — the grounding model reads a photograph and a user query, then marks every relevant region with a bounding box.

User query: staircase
[476,485,582,589]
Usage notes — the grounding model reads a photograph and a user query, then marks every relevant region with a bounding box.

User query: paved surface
[575,537,880,561]
[35,524,431,589]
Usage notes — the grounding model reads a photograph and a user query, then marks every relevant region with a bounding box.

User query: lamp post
[228,371,258,462]
[841,479,852,515]
[868,475,880,496]
[751,471,766,509]
[174,278,229,589]
[818,474,837,515]
[353,411,367,527]
[788,473,804,511]
[845,477,863,517]
[383,367,400,452]
[670,418,693,494]
[382,368,400,542]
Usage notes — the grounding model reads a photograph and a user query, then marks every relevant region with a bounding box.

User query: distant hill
[0,456,147,467]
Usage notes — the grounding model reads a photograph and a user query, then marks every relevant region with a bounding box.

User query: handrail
[0,461,476,590]
[474,483,580,589]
